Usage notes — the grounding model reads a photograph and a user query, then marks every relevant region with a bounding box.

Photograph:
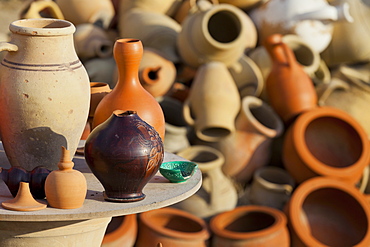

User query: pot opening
[301,188,368,246]
[289,43,315,67]
[201,127,231,139]
[250,104,280,130]
[304,116,363,168]
[189,150,218,163]
[154,214,204,233]
[208,10,241,43]
[224,211,276,232]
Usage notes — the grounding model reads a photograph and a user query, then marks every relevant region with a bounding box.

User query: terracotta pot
[282,106,370,185]
[183,61,240,142]
[89,82,111,118]
[0,18,90,171]
[174,145,238,219]
[101,214,138,247]
[135,207,210,247]
[86,110,164,202]
[177,0,257,68]
[263,34,317,124]
[285,176,370,246]
[92,39,165,140]
[210,205,290,247]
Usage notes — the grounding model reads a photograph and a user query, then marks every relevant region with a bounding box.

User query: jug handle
[20,0,65,20]
[190,0,218,12]
[183,100,195,126]
[316,78,349,106]
[0,42,18,52]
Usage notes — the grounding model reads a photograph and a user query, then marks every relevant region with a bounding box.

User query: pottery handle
[190,0,218,12]
[183,100,195,126]
[0,42,18,53]
[21,0,65,20]
[316,78,349,106]
[283,184,294,195]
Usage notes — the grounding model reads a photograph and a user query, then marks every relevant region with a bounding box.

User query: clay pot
[89,82,111,119]
[55,0,115,29]
[177,0,257,68]
[101,214,138,247]
[183,61,240,142]
[286,176,370,246]
[0,18,90,171]
[118,8,181,63]
[139,48,176,98]
[174,145,238,219]
[45,146,87,209]
[135,207,210,247]
[85,57,117,88]
[92,39,165,140]
[163,123,190,154]
[263,34,317,124]
[86,110,164,202]
[119,0,183,17]
[282,106,370,185]
[20,0,65,19]
[210,205,290,247]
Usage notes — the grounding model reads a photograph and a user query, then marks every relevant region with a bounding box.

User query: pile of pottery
[2,0,370,246]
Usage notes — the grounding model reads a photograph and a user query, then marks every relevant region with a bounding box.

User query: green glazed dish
[160,161,198,183]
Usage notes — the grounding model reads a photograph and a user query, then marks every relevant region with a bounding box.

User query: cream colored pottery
[228,54,264,98]
[0,18,90,171]
[249,0,353,52]
[139,48,176,98]
[118,8,181,63]
[218,0,268,10]
[173,145,238,219]
[55,0,115,29]
[85,57,117,88]
[20,0,65,19]
[119,0,183,17]
[183,61,240,142]
[177,0,257,68]
[321,0,370,66]
[248,166,295,210]
[74,23,113,61]
[213,96,284,185]
[163,123,190,154]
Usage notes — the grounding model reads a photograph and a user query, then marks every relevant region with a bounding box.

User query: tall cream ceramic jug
[0,18,90,171]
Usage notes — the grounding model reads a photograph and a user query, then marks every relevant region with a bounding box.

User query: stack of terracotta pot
[3,0,370,246]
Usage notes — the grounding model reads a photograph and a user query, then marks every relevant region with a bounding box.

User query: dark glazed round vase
[84,110,164,202]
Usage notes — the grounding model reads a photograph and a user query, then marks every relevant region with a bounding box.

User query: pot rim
[209,205,287,240]
[10,18,75,36]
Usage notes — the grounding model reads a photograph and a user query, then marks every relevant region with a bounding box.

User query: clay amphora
[55,0,115,29]
[183,61,240,142]
[92,39,165,140]
[248,166,295,210]
[213,96,284,185]
[321,0,370,66]
[118,8,181,63]
[86,110,164,202]
[139,48,176,98]
[0,18,90,171]
[285,177,370,247]
[177,0,257,68]
[45,147,87,209]
[173,145,238,219]
[264,34,317,124]
[101,214,138,247]
[282,106,370,185]
[135,207,210,247]
[210,205,290,247]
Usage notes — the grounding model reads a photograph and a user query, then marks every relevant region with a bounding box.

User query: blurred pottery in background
[101,214,138,247]
[119,0,183,17]
[85,58,116,88]
[20,0,65,19]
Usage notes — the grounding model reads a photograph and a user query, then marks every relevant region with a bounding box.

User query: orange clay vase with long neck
[92,39,165,140]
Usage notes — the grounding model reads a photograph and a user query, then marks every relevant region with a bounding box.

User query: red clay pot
[101,214,137,247]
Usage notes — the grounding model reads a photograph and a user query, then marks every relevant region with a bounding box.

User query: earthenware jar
[286,177,370,246]
[86,110,164,202]
[183,61,240,142]
[89,82,111,120]
[135,207,210,247]
[139,48,176,98]
[0,18,90,171]
[45,147,87,209]
[210,205,290,247]
[118,8,181,63]
[55,0,115,28]
[283,106,370,185]
[177,0,257,68]
[173,145,238,219]
[92,39,165,140]
[163,123,190,154]
[20,0,65,19]
[248,166,295,210]
[264,34,317,124]
[214,96,284,184]
[101,214,138,247]
[119,0,182,17]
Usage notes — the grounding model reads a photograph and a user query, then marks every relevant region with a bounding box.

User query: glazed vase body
[0,18,90,171]
[264,34,317,124]
[85,110,164,202]
[210,205,290,247]
[135,207,210,247]
[282,106,370,185]
[92,39,165,140]
[183,61,240,142]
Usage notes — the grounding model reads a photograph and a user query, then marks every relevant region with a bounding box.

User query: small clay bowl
[160,161,198,183]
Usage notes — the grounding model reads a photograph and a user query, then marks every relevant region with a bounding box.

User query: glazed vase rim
[9,18,75,36]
